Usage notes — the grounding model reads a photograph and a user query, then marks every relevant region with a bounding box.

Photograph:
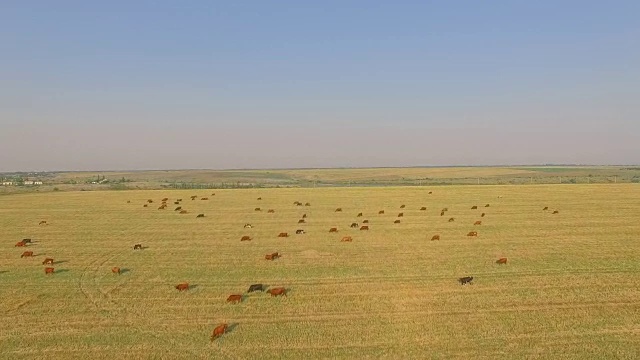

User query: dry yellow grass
[1,184,640,359]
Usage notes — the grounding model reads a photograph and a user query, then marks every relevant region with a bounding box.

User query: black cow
[22,238,32,244]
[248,284,264,292]
[296,229,305,234]
[458,276,473,285]
[350,223,358,228]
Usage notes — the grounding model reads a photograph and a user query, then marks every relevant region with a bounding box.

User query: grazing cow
[335,208,342,212]
[134,244,143,250]
[257,197,262,200]
[543,206,549,210]
[553,210,559,214]
[298,219,306,224]
[431,235,440,241]
[147,199,154,203]
[296,203,303,206]
[162,198,169,202]
[360,225,369,231]
[400,205,406,209]
[467,231,478,237]
[329,227,338,233]
[175,283,189,291]
[240,236,251,241]
[143,204,148,207]
[174,207,182,211]
[296,229,305,234]
[420,207,427,211]
[21,251,34,258]
[174,201,180,205]
[394,220,401,224]
[357,212,363,217]
[44,267,54,275]
[42,258,54,265]
[176,199,183,202]
[278,232,289,238]
[244,224,252,228]
[268,209,275,213]
[485,204,490,207]
[211,193,215,196]
[210,324,228,342]
[471,206,478,209]
[158,205,166,210]
[302,214,307,218]
[226,294,243,304]
[496,258,507,265]
[197,214,205,218]
[39,221,47,225]
[350,223,358,228]
[265,252,280,260]
[362,220,369,224]
[248,284,264,292]
[255,208,261,211]
[112,267,121,274]
[428,191,433,194]
[379,210,384,214]
[191,196,197,200]
[481,213,486,217]
[201,197,209,201]
[127,200,131,203]
[397,213,404,217]
[179,210,188,214]
[459,276,473,285]
[305,203,311,206]
[15,241,26,247]
[440,211,445,216]
[23,238,33,243]
[267,287,287,297]
[474,221,482,226]
[448,217,455,222]
[442,208,449,212]
[293,201,300,205]
[341,236,353,242]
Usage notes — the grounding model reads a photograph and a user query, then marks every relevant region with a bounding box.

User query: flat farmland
[1,185,640,359]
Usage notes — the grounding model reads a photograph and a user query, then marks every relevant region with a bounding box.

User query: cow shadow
[55,269,70,273]
[0,270,7,274]
[119,268,131,274]
[227,323,239,334]
[189,284,199,290]
[53,260,68,265]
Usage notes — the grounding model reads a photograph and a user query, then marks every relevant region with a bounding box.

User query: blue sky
[1,1,638,171]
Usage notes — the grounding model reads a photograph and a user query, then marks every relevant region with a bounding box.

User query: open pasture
[1,184,640,359]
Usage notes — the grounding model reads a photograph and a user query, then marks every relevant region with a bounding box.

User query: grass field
[1,184,640,359]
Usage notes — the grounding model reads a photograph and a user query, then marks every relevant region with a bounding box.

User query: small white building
[34,181,43,185]
[2,181,13,186]
[23,181,34,185]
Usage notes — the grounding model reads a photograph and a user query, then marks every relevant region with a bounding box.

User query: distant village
[1,178,44,186]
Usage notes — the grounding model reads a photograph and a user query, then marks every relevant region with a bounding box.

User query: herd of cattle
[11,192,560,342]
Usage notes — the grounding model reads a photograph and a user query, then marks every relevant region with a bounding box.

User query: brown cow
[265,252,280,260]
[147,199,154,203]
[420,207,427,211]
[357,212,363,217]
[302,214,307,218]
[191,196,197,200]
[394,220,401,224]
[543,206,549,211]
[474,221,482,226]
[305,203,311,206]
[442,208,449,212]
[174,207,182,211]
[360,225,369,231]
[257,197,262,200]
[448,217,455,222]
[176,199,182,202]
[162,198,169,202]
[179,210,188,214]
[267,209,275,213]
[39,221,47,225]
[467,231,478,237]
[295,229,305,234]
[329,227,338,233]
[400,205,406,209]
[350,222,358,228]
[196,214,205,218]
[15,241,26,247]
[175,283,189,291]
[428,191,433,194]
[471,206,478,209]
[174,201,180,205]
[112,267,121,274]
[485,204,490,207]
[362,219,369,223]
[42,258,54,265]
[431,235,440,241]
[440,211,445,216]
[255,208,261,211]
[21,251,34,258]
[378,210,385,214]
[240,236,251,241]
[397,213,403,217]
[133,244,143,250]
[335,208,342,212]
[481,213,486,217]
[278,232,289,238]
[293,201,300,205]
[44,267,54,275]
[496,258,508,265]
[341,236,353,242]
[553,210,559,214]
[158,205,166,210]
[267,287,287,297]
[298,219,306,224]
[210,324,228,341]
[226,294,243,304]
[143,204,148,207]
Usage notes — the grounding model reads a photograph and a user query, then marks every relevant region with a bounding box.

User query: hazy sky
[1,1,639,172]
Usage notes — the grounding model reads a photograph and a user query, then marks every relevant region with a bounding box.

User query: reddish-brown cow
[341,236,353,242]
[226,294,243,304]
[474,221,482,226]
[360,225,369,231]
[112,267,121,274]
[175,283,189,291]
[278,232,289,238]
[210,324,228,341]
[240,236,252,241]
[431,235,440,241]
[42,258,54,265]
[496,258,508,265]
[21,251,34,258]
[44,267,54,275]
[329,227,338,233]
[267,287,287,297]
